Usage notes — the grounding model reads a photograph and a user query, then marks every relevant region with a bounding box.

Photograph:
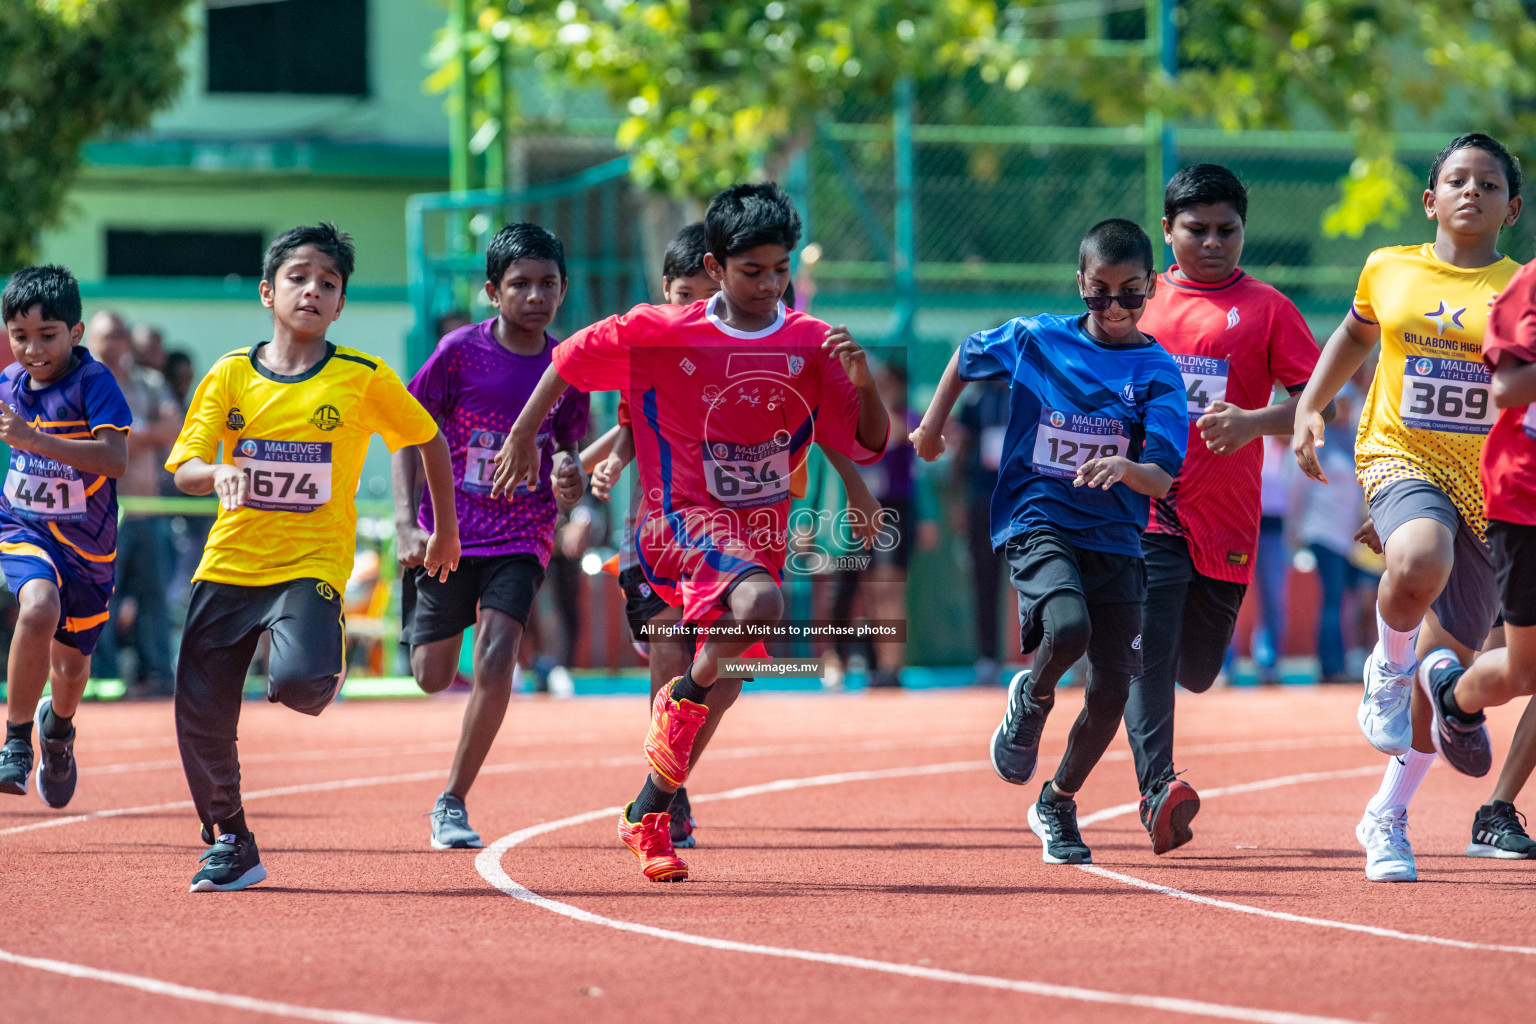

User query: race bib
[1399,356,1494,435]
[4,452,86,522]
[703,436,792,509]
[1174,354,1229,422]
[463,428,507,497]
[233,438,331,513]
[1031,409,1131,480]
[1523,403,1536,440]
[979,425,1007,471]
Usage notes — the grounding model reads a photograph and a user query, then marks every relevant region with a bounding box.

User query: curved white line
[0,946,435,1024]
[477,762,1385,1024]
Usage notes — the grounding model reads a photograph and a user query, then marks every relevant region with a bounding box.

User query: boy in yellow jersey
[1293,134,1523,882]
[166,224,460,892]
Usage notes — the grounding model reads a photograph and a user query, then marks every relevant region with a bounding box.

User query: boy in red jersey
[494,183,889,881]
[1416,260,1536,827]
[1124,165,1326,854]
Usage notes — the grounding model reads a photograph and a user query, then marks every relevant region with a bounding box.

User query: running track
[2,687,1533,1023]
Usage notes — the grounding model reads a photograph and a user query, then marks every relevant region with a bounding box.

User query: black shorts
[401,553,545,646]
[1004,528,1146,660]
[619,564,671,642]
[1142,532,1247,684]
[1488,521,1536,628]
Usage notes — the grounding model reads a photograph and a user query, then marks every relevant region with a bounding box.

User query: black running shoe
[1417,648,1491,777]
[1027,786,1091,864]
[669,786,697,849]
[991,670,1053,785]
[1139,770,1200,855]
[189,832,267,892]
[0,737,32,796]
[34,696,77,809]
[1467,801,1536,859]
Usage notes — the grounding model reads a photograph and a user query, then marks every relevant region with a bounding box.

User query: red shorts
[635,508,783,625]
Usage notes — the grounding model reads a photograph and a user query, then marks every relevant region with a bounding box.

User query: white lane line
[476,763,1374,1024]
[0,734,980,838]
[0,946,435,1024]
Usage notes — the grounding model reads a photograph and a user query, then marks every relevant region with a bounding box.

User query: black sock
[40,705,72,740]
[628,777,674,822]
[217,809,249,838]
[1041,781,1073,805]
[5,721,32,746]
[670,667,710,705]
[1439,680,1481,724]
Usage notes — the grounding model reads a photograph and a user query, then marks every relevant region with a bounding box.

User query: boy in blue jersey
[913,219,1187,865]
[0,266,131,809]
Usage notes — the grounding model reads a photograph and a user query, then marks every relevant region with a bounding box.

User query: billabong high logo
[1414,357,1435,376]
[1049,411,1066,428]
[1425,301,1467,337]
[238,439,258,458]
[310,405,342,431]
[226,407,245,431]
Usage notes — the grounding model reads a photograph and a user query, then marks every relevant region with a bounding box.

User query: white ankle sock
[1375,607,1420,672]
[1366,749,1437,817]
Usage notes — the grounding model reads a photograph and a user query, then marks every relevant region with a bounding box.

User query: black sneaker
[34,696,77,809]
[0,737,32,796]
[1467,801,1536,859]
[991,670,1053,785]
[1027,785,1091,864]
[1417,649,1491,777]
[669,786,697,849]
[189,832,267,892]
[1139,770,1200,855]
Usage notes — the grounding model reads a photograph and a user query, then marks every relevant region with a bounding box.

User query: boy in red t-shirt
[493,183,889,881]
[1416,259,1536,857]
[1125,164,1325,854]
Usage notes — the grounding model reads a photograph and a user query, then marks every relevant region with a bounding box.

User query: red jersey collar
[1165,266,1246,292]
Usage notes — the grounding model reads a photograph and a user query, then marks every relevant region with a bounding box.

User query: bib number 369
[1400,356,1493,435]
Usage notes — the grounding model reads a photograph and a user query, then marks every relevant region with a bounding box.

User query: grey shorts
[1368,479,1498,650]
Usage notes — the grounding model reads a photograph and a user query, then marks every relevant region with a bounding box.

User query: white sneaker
[1358,648,1414,756]
[1356,807,1417,882]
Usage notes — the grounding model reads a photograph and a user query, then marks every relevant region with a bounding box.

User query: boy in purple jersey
[394,223,589,850]
[0,266,131,809]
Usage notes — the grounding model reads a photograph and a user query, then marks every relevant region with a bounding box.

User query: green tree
[0,1,191,270]
[433,1,1536,232]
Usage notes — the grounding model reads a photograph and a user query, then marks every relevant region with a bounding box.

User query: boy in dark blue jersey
[913,219,1187,865]
[0,266,131,809]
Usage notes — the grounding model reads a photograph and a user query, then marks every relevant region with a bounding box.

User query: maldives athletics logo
[1048,411,1066,428]
[238,439,258,458]
[1414,357,1435,376]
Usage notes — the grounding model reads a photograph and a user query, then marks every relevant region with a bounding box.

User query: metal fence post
[892,75,917,342]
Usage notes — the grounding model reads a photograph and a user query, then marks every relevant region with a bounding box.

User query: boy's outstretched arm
[1294,313,1378,483]
[823,447,881,548]
[0,406,128,479]
[588,425,634,502]
[174,457,248,510]
[414,429,461,581]
[1197,392,1335,455]
[911,348,967,462]
[391,446,429,568]
[1074,458,1172,498]
[581,424,623,474]
[492,363,575,497]
[824,325,889,454]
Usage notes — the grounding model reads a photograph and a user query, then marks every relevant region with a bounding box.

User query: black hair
[1079,218,1155,275]
[1429,133,1522,199]
[704,183,802,262]
[486,222,566,286]
[1,264,82,326]
[663,223,709,280]
[263,223,356,291]
[1164,163,1248,223]
[165,350,192,374]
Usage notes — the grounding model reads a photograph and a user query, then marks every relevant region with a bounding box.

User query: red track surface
[2,687,1534,1024]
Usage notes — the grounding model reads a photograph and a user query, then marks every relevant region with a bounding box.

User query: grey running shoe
[1028,786,1091,865]
[1467,801,1536,859]
[429,793,483,850]
[0,736,32,796]
[34,696,78,809]
[190,832,266,892]
[991,670,1052,785]
[1417,648,1491,778]
[1358,648,1414,756]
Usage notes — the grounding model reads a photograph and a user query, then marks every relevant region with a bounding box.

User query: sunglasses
[1081,292,1147,311]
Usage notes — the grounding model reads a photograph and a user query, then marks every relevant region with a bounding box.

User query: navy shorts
[0,530,112,656]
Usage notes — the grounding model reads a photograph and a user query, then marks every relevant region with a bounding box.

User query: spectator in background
[953,378,1011,686]
[86,312,181,697]
[1251,432,1294,685]
[436,310,473,340]
[131,323,167,373]
[162,350,208,608]
[164,350,195,409]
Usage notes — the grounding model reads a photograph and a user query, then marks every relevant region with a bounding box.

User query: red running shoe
[618,803,689,881]
[1140,775,1200,855]
[644,681,707,788]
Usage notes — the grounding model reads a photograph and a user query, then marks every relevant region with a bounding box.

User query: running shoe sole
[1358,650,1413,757]
[1027,802,1091,865]
[189,863,268,893]
[1466,841,1536,860]
[1147,781,1200,856]
[990,670,1040,785]
[431,835,484,850]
